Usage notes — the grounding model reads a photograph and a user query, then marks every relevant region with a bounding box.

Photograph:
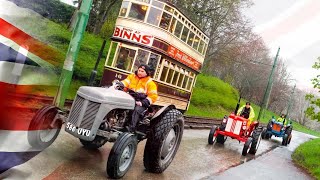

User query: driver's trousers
[128,105,146,132]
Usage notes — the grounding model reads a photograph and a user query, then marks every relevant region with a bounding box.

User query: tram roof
[131,0,210,39]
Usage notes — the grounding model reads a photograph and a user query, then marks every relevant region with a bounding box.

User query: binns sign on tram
[113,26,154,46]
[113,25,202,71]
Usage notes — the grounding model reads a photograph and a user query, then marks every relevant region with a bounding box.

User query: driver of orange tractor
[277,114,289,126]
[120,64,158,132]
[237,102,255,126]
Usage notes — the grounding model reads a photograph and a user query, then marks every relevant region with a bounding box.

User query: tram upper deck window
[128,3,148,21]
[152,0,164,8]
[174,20,183,38]
[147,7,162,26]
[198,40,205,54]
[135,0,150,3]
[193,36,200,50]
[119,1,129,17]
[187,31,194,46]
[164,5,174,13]
[159,12,172,30]
[114,47,136,71]
[181,26,189,42]
[133,49,149,71]
[169,17,176,33]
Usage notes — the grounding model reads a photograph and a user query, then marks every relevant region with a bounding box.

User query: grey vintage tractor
[27,81,184,179]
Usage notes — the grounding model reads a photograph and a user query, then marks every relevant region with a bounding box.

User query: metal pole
[53,0,93,108]
[88,39,107,86]
[257,47,280,120]
[286,83,296,118]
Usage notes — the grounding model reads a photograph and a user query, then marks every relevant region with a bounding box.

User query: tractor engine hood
[77,86,135,108]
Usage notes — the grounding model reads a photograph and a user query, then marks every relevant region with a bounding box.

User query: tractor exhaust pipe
[234,95,241,114]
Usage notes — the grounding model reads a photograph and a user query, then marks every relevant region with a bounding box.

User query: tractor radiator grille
[68,95,100,129]
[68,95,85,125]
[225,118,242,135]
[272,124,281,132]
[80,101,100,129]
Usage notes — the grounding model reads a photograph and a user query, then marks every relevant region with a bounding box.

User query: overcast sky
[244,0,320,91]
[60,0,319,91]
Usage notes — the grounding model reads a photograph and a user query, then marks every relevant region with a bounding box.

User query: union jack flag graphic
[0,17,59,175]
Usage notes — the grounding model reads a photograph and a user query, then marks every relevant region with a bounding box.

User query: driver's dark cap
[138,64,151,76]
[246,102,250,105]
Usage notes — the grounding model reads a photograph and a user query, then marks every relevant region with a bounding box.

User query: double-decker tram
[101,0,209,111]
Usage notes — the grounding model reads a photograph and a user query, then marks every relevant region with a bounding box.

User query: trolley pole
[88,39,107,86]
[257,47,280,120]
[54,0,93,108]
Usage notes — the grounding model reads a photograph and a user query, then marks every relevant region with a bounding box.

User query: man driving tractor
[276,114,288,126]
[119,64,158,132]
[237,102,255,126]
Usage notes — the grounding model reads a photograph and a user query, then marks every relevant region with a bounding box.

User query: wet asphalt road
[1,129,316,180]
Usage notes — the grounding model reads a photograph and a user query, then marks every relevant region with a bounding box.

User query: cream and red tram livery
[101,0,209,111]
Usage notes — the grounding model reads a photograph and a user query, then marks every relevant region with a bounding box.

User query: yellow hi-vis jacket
[237,105,255,122]
[121,74,158,104]
[276,117,288,126]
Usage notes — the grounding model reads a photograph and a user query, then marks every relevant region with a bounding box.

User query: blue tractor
[261,117,293,146]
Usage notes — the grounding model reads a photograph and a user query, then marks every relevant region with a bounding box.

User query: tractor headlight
[223,118,227,123]
[242,126,247,130]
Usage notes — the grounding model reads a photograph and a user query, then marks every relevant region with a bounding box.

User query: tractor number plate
[66,122,91,137]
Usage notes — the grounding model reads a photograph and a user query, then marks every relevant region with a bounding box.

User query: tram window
[147,7,162,26]
[177,74,184,87]
[187,31,195,46]
[164,5,174,13]
[193,36,200,50]
[174,21,183,38]
[198,40,205,54]
[133,49,149,71]
[187,77,193,90]
[107,42,118,66]
[159,12,172,30]
[119,1,129,17]
[128,3,148,21]
[166,68,174,83]
[172,70,179,85]
[135,0,150,3]
[148,53,160,77]
[152,0,164,9]
[182,76,189,88]
[160,66,168,81]
[169,17,176,33]
[181,26,189,42]
[114,47,136,71]
[203,44,208,55]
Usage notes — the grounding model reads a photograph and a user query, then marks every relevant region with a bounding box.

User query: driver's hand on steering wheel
[136,101,142,106]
